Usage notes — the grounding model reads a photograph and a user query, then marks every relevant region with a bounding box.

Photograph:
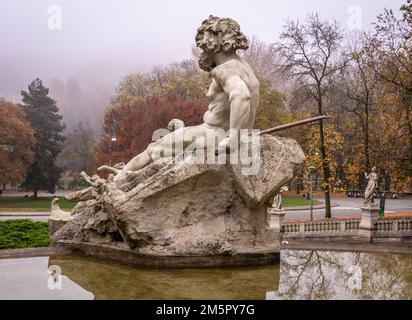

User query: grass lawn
[282,197,322,207]
[0,220,50,249]
[0,196,76,212]
[0,195,319,211]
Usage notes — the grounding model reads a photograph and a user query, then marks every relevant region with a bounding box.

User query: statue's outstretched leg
[98,162,125,176]
[98,166,120,175]
[114,150,152,182]
[114,124,209,183]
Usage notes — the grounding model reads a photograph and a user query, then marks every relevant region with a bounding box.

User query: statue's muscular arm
[212,66,252,131]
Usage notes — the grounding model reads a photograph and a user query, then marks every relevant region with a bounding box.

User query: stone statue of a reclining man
[54,16,307,256]
[73,16,260,198]
[100,15,259,183]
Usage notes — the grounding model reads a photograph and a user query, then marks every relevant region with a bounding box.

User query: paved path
[0,216,49,222]
[0,211,50,222]
[0,196,411,222]
[284,202,339,211]
[0,212,50,216]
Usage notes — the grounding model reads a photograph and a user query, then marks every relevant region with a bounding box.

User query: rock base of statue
[49,135,305,266]
[358,203,380,241]
[51,241,280,268]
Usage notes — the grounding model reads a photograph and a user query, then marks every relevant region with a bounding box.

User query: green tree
[57,121,96,176]
[20,79,65,198]
[254,78,288,130]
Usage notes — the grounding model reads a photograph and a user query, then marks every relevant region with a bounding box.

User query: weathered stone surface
[51,200,120,245]
[51,135,305,256]
[231,136,305,207]
[48,198,74,236]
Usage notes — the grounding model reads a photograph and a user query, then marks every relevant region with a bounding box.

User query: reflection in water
[0,257,93,300]
[1,250,410,300]
[272,250,412,300]
[48,255,279,300]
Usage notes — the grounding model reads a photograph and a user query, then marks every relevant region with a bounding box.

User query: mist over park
[0,0,410,202]
[0,0,406,132]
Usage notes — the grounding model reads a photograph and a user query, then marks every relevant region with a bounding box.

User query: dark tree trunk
[319,119,332,218]
[317,95,332,219]
[33,189,38,199]
[364,102,371,172]
[406,104,412,176]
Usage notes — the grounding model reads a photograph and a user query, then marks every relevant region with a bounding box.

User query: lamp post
[308,165,317,221]
[109,120,117,167]
[379,169,387,217]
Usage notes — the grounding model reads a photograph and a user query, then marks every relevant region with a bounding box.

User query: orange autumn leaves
[0,101,34,186]
[95,95,208,167]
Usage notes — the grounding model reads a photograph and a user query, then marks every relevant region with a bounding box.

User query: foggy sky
[0,0,405,101]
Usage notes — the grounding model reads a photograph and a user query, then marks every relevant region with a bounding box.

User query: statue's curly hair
[196,15,249,53]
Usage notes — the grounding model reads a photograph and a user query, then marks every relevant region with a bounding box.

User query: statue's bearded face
[196,31,220,72]
[195,16,249,72]
[198,51,216,72]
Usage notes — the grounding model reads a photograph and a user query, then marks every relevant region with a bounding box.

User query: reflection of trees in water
[275,250,412,300]
[358,253,410,300]
[49,255,279,300]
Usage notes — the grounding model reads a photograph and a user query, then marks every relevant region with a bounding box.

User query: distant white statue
[272,186,289,210]
[364,167,378,206]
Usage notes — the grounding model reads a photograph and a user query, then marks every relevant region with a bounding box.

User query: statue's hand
[218,137,231,151]
[218,134,248,152]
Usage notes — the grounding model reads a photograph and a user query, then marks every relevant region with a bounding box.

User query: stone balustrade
[282,220,361,234]
[271,206,412,243]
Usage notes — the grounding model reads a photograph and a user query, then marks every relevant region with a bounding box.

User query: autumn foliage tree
[0,101,34,189]
[302,124,345,192]
[329,1,412,194]
[95,95,207,167]
[366,1,412,191]
[114,59,209,104]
